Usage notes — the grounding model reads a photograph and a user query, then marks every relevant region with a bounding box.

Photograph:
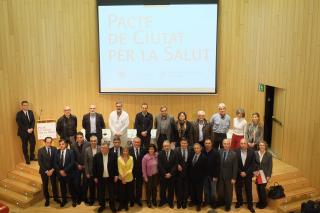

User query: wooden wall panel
[1,0,319,188]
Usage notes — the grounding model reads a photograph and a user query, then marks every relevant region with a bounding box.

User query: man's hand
[240,172,247,177]
[165,173,172,179]
[114,176,119,183]
[141,131,147,137]
[59,170,66,177]
[86,174,91,179]
[213,177,218,182]
[27,128,33,133]
[231,179,236,184]
[94,178,98,184]
[177,164,183,172]
[144,177,148,182]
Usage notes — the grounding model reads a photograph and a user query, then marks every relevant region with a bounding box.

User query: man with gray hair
[193,110,212,147]
[82,104,105,145]
[210,103,230,150]
[56,105,77,144]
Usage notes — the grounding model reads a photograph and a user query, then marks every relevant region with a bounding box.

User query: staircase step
[0,186,32,208]
[16,162,39,176]
[268,177,310,191]
[270,170,303,183]
[277,196,320,213]
[7,170,42,188]
[0,178,41,197]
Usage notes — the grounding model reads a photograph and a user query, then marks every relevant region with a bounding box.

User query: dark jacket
[255,151,272,178]
[56,115,77,139]
[235,148,256,179]
[16,110,35,137]
[54,149,76,177]
[134,112,153,137]
[82,113,105,135]
[92,151,119,178]
[202,148,220,179]
[129,146,146,178]
[188,152,207,182]
[219,149,238,181]
[38,146,58,174]
[158,149,178,177]
[70,140,90,167]
[174,147,193,178]
[192,119,212,143]
[171,121,194,146]
[110,146,123,159]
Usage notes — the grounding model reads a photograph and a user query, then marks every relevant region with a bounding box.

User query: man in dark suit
[188,143,207,212]
[16,100,36,164]
[38,137,61,206]
[82,104,105,145]
[93,141,119,213]
[192,110,212,147]
[54,139,77,207]
[174,137,193,209]
[218,139,238,211]
[235,138,256,213]
[154,106,175,150]
[110,137,123,202]
[202,138,220,208]
[134,103,153,149]
[70,132,90,204]
[56,106,77,144]
[129,137,146,207]
[158,140,177,208]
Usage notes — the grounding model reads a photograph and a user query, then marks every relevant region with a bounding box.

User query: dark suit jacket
[154,115,175,141]
[70,141,90,167]
[255,151,273,178]
[54,149,76,177]
[235,148,256,179]
[16,110,35,137]
[158,149,178,177]
[171,121,194,146]
[129,146,146,178]
[174,147,193,178]
[110,146,123,159]
[92,151,119,178]
[56,115,77,139]
[188,152,207,182]
[82,113,105,135]
[38,146,58,174]
[202,149,220,178]
[192,119,212,142]
[134,112,153,137]
[219,149,238,181]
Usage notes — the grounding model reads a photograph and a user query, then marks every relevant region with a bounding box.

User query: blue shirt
[210,113,230,134]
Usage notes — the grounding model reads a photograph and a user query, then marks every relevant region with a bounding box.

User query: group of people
[16,100,272,212]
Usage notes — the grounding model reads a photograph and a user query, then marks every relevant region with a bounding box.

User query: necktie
[166,151,169,161]
[60,151,64,167]
[223,151,228,161]
[192,154,198,165]
[135,148,138,158]
[47,147,51,157]
[182,149,186,162]
[25,111,30,122]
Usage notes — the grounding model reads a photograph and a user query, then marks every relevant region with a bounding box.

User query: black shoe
[130,201,134,207]
[202,202,208,207]
[72,202,77,207]
[147,202,152,208]
[117,206,123,211]
[125,206,128,211]
[26,161,30,165]
[88,201,94,206]
[98,206,105,212]
[136,200,142,207]
[188,201,195,207]
[60,201,67,207]
[77,200,81,205]
[225,207,231,211]
[235,202,243,208]
[152,201,157,207]
[54,199,61,204]
[169,203,174,209]
[256,204,267,209]
[196,205,201,211]
[45,200,50,207]
[182,203,187,209]
[177,202,181,209]
[248,206,256,213]
[111,207,117,213]
[158,201,166,207]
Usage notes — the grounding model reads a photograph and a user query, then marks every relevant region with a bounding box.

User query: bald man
[56,106,77,144]
[82,104,105,145]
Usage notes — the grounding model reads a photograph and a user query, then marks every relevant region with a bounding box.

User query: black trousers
[145,175,158,203]
[236,176,253,207]
[190,180,204,206]
[40,173,58,201]
[157,134,167,151]
[175,176,189,205]
[59,175,77,203]
[86,176,96,202]
[85,133,102,145]
[98,177,115,209]
[159,177,174,204]
[74,169,87,202]
[218,178,233,208]
[133,176,143,202]
[213,133,227,150]
[119,181,134,208]
[20,133,36,161]
[138,135,151,149]
[256,183,267,206]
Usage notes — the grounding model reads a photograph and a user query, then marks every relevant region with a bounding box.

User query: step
[16,162,39,176]
[277,196,320,213]
[270,171,303,183]
[0,186,32,208]
[0,178,41,197]
[268,177,310,191]
[268,187,319,208]
[7,170,42,188]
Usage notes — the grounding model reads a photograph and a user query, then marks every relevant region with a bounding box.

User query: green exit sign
[258,83,265,92]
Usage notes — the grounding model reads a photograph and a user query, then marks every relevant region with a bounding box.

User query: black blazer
[38,146,58,174]
[70,141,90,167]
[82,113,105,135]
[235,148,256,179]
[202,149,220,179]
[158,149,178,177]
[110,147,123,159]
[254,151,273,178]
[54,149,76,177]
[174,147,193,178]
[171,121,194,146]
[134,112,153,137]
[129,146,146,178]
[188,152,207,182]
[192,119,212,143]
[56,115,77,139]
[92,151,119,178]
[16,110,35,137]
[219,149,238,181]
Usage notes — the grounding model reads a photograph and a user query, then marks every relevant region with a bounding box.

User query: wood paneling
[0,0,319,189]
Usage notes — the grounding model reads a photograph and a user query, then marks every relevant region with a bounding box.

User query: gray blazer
[84,145,101,176]
[154,114,175,141]
[219,149,238,181]
[255,151,272,178]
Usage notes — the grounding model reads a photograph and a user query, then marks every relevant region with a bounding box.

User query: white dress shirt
[233,117,247,136]
[103,154,109,178]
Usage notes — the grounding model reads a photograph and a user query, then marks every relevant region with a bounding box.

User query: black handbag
[301,200,320,213]
[268,182,285,199]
